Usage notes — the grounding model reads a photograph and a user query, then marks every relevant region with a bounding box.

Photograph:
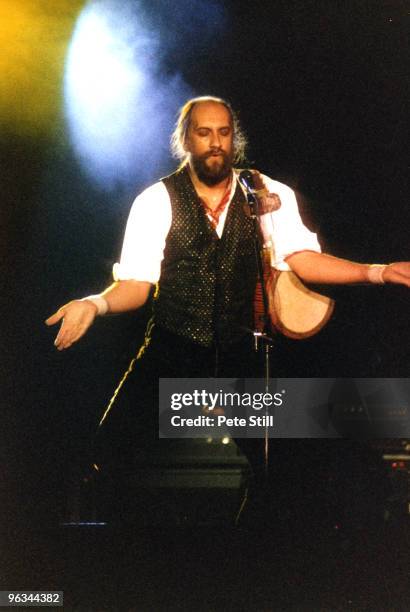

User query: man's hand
[45,300,98,350]
[45,280,152,350]
[383,262,410,288]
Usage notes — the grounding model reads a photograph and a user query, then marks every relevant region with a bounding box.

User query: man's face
[184,101,234,186]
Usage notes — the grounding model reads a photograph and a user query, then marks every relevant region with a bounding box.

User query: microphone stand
[243,184,275,479]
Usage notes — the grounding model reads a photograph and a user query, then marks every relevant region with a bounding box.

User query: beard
[191,150,233,186]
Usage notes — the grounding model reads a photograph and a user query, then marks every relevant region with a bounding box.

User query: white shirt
[113,172,321,283]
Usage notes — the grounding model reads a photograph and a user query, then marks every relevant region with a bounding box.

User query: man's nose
[209,131,222,148]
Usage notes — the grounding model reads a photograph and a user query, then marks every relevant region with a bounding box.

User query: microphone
[238,170,257,195]
[238,170,281,213]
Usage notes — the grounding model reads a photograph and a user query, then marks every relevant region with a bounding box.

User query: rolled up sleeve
[113,182,172,283]
[259,176,321,271]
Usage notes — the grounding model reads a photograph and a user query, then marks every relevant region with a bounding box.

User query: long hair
[170,96,247,165]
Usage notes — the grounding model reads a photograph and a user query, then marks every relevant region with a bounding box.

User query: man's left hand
[384,262,410,288]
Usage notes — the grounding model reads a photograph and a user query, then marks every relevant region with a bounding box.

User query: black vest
[153,167,258,347]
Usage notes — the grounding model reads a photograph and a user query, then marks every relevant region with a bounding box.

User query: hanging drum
[255,268,335,340]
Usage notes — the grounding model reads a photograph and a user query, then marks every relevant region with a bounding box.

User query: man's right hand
[45,300,98,350]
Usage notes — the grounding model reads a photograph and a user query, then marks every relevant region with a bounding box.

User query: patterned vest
[153,166,258,347]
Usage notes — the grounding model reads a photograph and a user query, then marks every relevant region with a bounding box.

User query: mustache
[203,149,227,159]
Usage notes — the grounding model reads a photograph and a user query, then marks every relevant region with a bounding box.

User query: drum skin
[255,269,335,339]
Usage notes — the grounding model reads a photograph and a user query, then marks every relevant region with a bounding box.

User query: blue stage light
[64,0,192,191]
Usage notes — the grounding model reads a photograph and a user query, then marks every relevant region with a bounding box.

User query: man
[46,96,410,467]
[46,96,410,345]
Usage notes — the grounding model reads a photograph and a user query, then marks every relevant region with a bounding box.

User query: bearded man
[46,96,410,475]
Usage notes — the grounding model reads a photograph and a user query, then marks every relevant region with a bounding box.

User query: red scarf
[200,176,232,229]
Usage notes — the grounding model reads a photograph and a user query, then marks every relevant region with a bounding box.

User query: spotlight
[64,0,191,190]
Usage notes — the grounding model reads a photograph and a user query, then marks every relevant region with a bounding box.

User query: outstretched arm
[45,280,152,351]
[286,251,410,288]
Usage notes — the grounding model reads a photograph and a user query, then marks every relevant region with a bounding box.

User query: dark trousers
[94,324,265,472]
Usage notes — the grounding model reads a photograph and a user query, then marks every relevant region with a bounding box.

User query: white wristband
[81,294,109,315]
[367,264,387,284]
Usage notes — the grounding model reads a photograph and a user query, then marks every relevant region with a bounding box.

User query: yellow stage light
[0,0,83,136]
